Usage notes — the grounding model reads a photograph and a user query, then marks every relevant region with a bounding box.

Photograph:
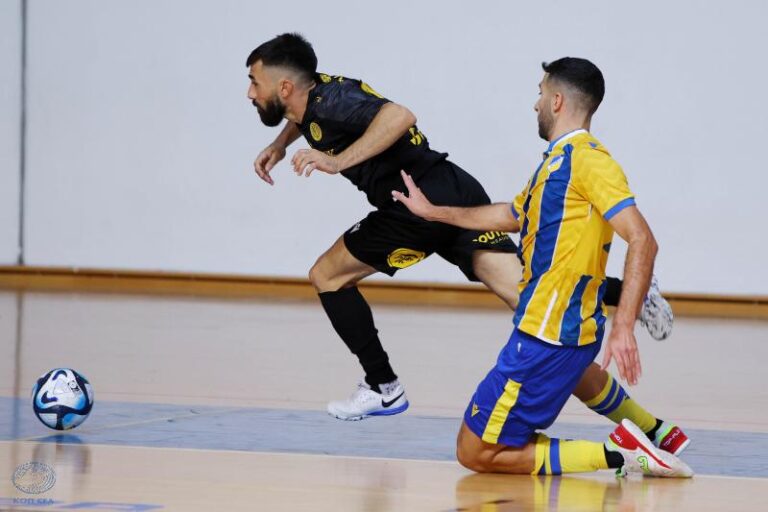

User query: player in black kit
[245,33,674,421]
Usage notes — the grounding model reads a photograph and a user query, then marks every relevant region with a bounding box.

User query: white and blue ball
[32,368,94,430]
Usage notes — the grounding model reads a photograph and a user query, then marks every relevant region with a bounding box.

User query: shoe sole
[369,401,409,417]
[328,401,409,421]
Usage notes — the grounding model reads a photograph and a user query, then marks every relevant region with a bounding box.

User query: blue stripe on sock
[550,439,562,475]
[598,386,627,415]
[589,378,618,412]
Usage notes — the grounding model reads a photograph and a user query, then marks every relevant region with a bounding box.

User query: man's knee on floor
[456,424,533,474]
[456,443,495,473]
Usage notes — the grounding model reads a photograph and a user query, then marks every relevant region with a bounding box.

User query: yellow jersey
[511,129,635,346]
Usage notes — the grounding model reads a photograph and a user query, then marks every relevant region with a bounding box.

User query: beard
[537,110,553,141]
[253,96,286,127]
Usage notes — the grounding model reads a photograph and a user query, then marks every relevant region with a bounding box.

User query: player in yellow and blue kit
[393,58,693,477]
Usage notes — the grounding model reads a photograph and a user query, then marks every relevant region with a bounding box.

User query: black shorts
[343,160,518,282]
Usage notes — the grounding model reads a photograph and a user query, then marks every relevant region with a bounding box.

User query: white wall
[21,0,768,295]
[0,0,21,264]
[0,293,20,397]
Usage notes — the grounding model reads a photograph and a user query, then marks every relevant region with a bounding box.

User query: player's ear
[278,78,294,99]
[552,92,564,113]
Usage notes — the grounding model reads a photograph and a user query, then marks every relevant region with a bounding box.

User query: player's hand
[601,323,642,385]
[391,170,436,220]
[254,143,286,186]
[291,149,341,177]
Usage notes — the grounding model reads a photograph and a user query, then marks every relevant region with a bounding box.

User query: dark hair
[246,33,317,84]
[542,58,605,115]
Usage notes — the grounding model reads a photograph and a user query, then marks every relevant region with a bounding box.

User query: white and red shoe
[606,419,693,477]
[654,422,691,456]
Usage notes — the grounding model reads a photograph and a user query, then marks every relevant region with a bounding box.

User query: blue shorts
[464,328,601,447]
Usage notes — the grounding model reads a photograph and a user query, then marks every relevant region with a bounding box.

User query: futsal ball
[32,368,94,430]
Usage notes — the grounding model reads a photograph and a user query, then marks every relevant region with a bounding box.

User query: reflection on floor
[0,291,766,511]
[2,397,766,478]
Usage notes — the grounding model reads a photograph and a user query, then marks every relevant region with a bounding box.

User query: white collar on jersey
[544,128,588,157]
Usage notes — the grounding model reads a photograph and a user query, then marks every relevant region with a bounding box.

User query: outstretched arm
[292,103,416,176]
[392,171,520,232]
[600,205,658,385]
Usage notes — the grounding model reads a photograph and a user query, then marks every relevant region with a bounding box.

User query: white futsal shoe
[327,379,409,421]
[639,276,674,340]
[606,419,694,478]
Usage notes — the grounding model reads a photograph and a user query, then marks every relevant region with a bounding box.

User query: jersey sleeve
[319,79,391,130]
[571,147,635,220]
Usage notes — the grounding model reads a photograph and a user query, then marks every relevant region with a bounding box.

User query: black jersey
[297,73,447,208]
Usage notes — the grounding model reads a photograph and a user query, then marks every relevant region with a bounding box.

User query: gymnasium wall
[6,0,768,295]
[0,0,21,264]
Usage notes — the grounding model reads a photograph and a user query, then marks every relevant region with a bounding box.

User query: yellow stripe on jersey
[513,130,635,346]
[481,378,522,444]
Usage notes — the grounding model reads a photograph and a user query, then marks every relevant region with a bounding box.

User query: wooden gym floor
[1,290,766,511]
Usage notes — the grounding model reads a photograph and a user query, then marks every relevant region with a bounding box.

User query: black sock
[646,418,664,441]
[603,277,623,307]
[318,287,397,390]
[604,446,624,469]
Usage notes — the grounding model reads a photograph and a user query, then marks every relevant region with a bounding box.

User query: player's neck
[284,83,315,125]
[549,117,591,144]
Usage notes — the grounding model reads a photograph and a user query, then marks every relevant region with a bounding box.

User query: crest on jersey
[387,248,426,269]
[310,122,323,142]
[547,155,564,172]
[319,73,332,83]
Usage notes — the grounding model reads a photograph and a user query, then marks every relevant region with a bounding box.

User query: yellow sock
[531,434,609,475]
[583,374,657,433]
